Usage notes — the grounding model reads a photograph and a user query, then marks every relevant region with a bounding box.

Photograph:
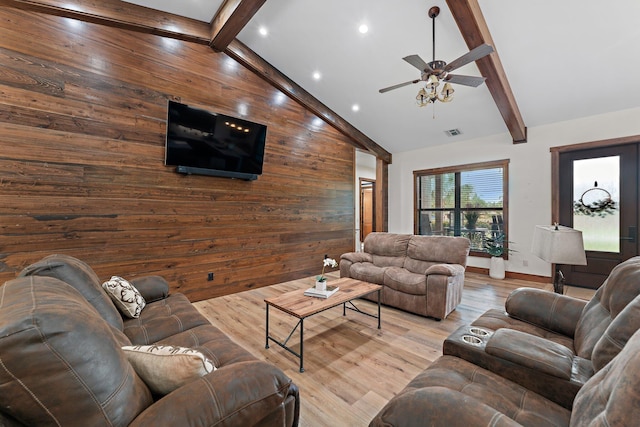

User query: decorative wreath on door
[573,181,617,217]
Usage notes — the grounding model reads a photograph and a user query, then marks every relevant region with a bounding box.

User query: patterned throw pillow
[122,345,216,395]
[102,276,146,318]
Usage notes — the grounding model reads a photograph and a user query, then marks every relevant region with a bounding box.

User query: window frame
[413,159,510,258]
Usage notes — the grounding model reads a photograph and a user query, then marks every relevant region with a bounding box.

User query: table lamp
[531,224,587,294]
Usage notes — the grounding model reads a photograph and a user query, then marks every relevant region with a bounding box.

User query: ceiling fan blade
[445,74,487,87]
[379,79,421,93]
[402,55,433,73]
[445,44,494,72]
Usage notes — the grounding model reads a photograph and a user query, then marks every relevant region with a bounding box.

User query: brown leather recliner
[0,254,300,427]
[444,256,640,408]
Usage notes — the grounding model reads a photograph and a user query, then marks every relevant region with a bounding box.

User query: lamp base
[553,267,565,294]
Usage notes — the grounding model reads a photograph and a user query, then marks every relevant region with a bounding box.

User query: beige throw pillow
[123,345,216,395]
[102,276,145,318]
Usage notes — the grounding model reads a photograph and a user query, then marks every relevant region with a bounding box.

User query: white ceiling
[124,0,640,154]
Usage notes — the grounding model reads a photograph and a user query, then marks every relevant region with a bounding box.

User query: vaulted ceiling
[119,0,640,156]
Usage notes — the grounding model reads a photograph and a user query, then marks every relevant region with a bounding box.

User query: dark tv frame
[165,100,267,181]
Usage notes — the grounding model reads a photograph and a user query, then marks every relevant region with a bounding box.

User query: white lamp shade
[531,225,587,265]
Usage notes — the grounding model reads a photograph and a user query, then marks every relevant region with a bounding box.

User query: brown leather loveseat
[0,254,300,427]
[340,232,470,320]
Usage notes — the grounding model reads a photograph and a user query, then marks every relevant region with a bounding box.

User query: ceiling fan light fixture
[378,5,493,109]
[442,82,454,102]
[416,87,429,107]
[426,74,439,90]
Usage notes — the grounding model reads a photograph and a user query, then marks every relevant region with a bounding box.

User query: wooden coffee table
[265,277,382,372]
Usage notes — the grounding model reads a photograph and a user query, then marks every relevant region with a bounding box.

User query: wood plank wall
[0,7,355,301]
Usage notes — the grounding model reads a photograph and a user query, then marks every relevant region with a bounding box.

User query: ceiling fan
[379,6,494,104]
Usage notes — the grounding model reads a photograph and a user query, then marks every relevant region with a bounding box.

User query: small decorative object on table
[304,285,340,299]
[315,255,338,291]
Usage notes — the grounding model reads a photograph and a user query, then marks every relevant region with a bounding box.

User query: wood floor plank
[193,272,594,427]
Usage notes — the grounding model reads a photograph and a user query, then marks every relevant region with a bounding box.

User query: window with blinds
[414,160,509,256]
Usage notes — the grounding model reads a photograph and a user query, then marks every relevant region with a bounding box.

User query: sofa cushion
[592,293,640,371]
[18,254,123,330]
[364,232,410,257]
[574,257,640,359]
[383,267,427,295]
[102,276,146,318]
[571,329,640,426]
[0,276,152,426]
[402,257,436,275]
[123,293,211,345]
[156,323,256,367]
[349,262,386,284]
[392,355,571,427]
[407,235,470,266]
[123,345,215,395]
[371,254,406,268]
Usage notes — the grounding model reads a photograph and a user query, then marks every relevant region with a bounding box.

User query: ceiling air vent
[444,128,462,137]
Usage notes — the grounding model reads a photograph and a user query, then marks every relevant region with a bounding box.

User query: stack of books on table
[304,285,339,299]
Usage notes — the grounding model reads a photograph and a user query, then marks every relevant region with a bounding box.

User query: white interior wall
[387,106,640,278]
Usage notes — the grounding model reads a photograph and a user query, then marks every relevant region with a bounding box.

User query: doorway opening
[359,178,376,250]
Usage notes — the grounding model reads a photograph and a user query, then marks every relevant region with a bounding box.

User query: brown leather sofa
[370,327,640,426]
[447,256,640,408]
[370,256,640,426]
[340,232,470,320]
[0,254,300,427]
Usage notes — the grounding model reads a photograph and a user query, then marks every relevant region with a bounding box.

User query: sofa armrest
[370,387,521,427]
[340,252,372,264]
[485,329,574,380]
[424,263,465,277]
[129,361,299,427]
[129,276,170,303]
[505,288,587,337]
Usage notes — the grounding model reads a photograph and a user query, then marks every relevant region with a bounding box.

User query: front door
[559,144,639,288]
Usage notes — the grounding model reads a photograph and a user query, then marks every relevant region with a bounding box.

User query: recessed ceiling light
[312,71,321,80]
[273,92,287,105]
[352,104,360,112]
[359,24,369,34]
[258,26,268,37]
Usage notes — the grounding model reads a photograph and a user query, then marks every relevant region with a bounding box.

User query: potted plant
[316,255,338,291]
[483,233,513,280]
[464,211,479,230]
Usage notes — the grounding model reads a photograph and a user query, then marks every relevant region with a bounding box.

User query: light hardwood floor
[193,273,594,427]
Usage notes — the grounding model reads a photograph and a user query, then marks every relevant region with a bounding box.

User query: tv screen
[165,100,267,180]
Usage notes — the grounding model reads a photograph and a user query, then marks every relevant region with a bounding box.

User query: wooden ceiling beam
[226,39,392,163]
[0,0,211,42]
[209,0,267,52]
[446,0,527,143]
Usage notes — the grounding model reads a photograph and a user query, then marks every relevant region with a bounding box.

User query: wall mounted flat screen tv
[165,100,267,180]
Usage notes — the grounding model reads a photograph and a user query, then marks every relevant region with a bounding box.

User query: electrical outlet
[207,272,214,281]
[523,260,529,267]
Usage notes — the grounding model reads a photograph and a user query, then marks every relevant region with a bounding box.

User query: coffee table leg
[299,318,304,372]
[377,289,381,329]
[265,304,270,349]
